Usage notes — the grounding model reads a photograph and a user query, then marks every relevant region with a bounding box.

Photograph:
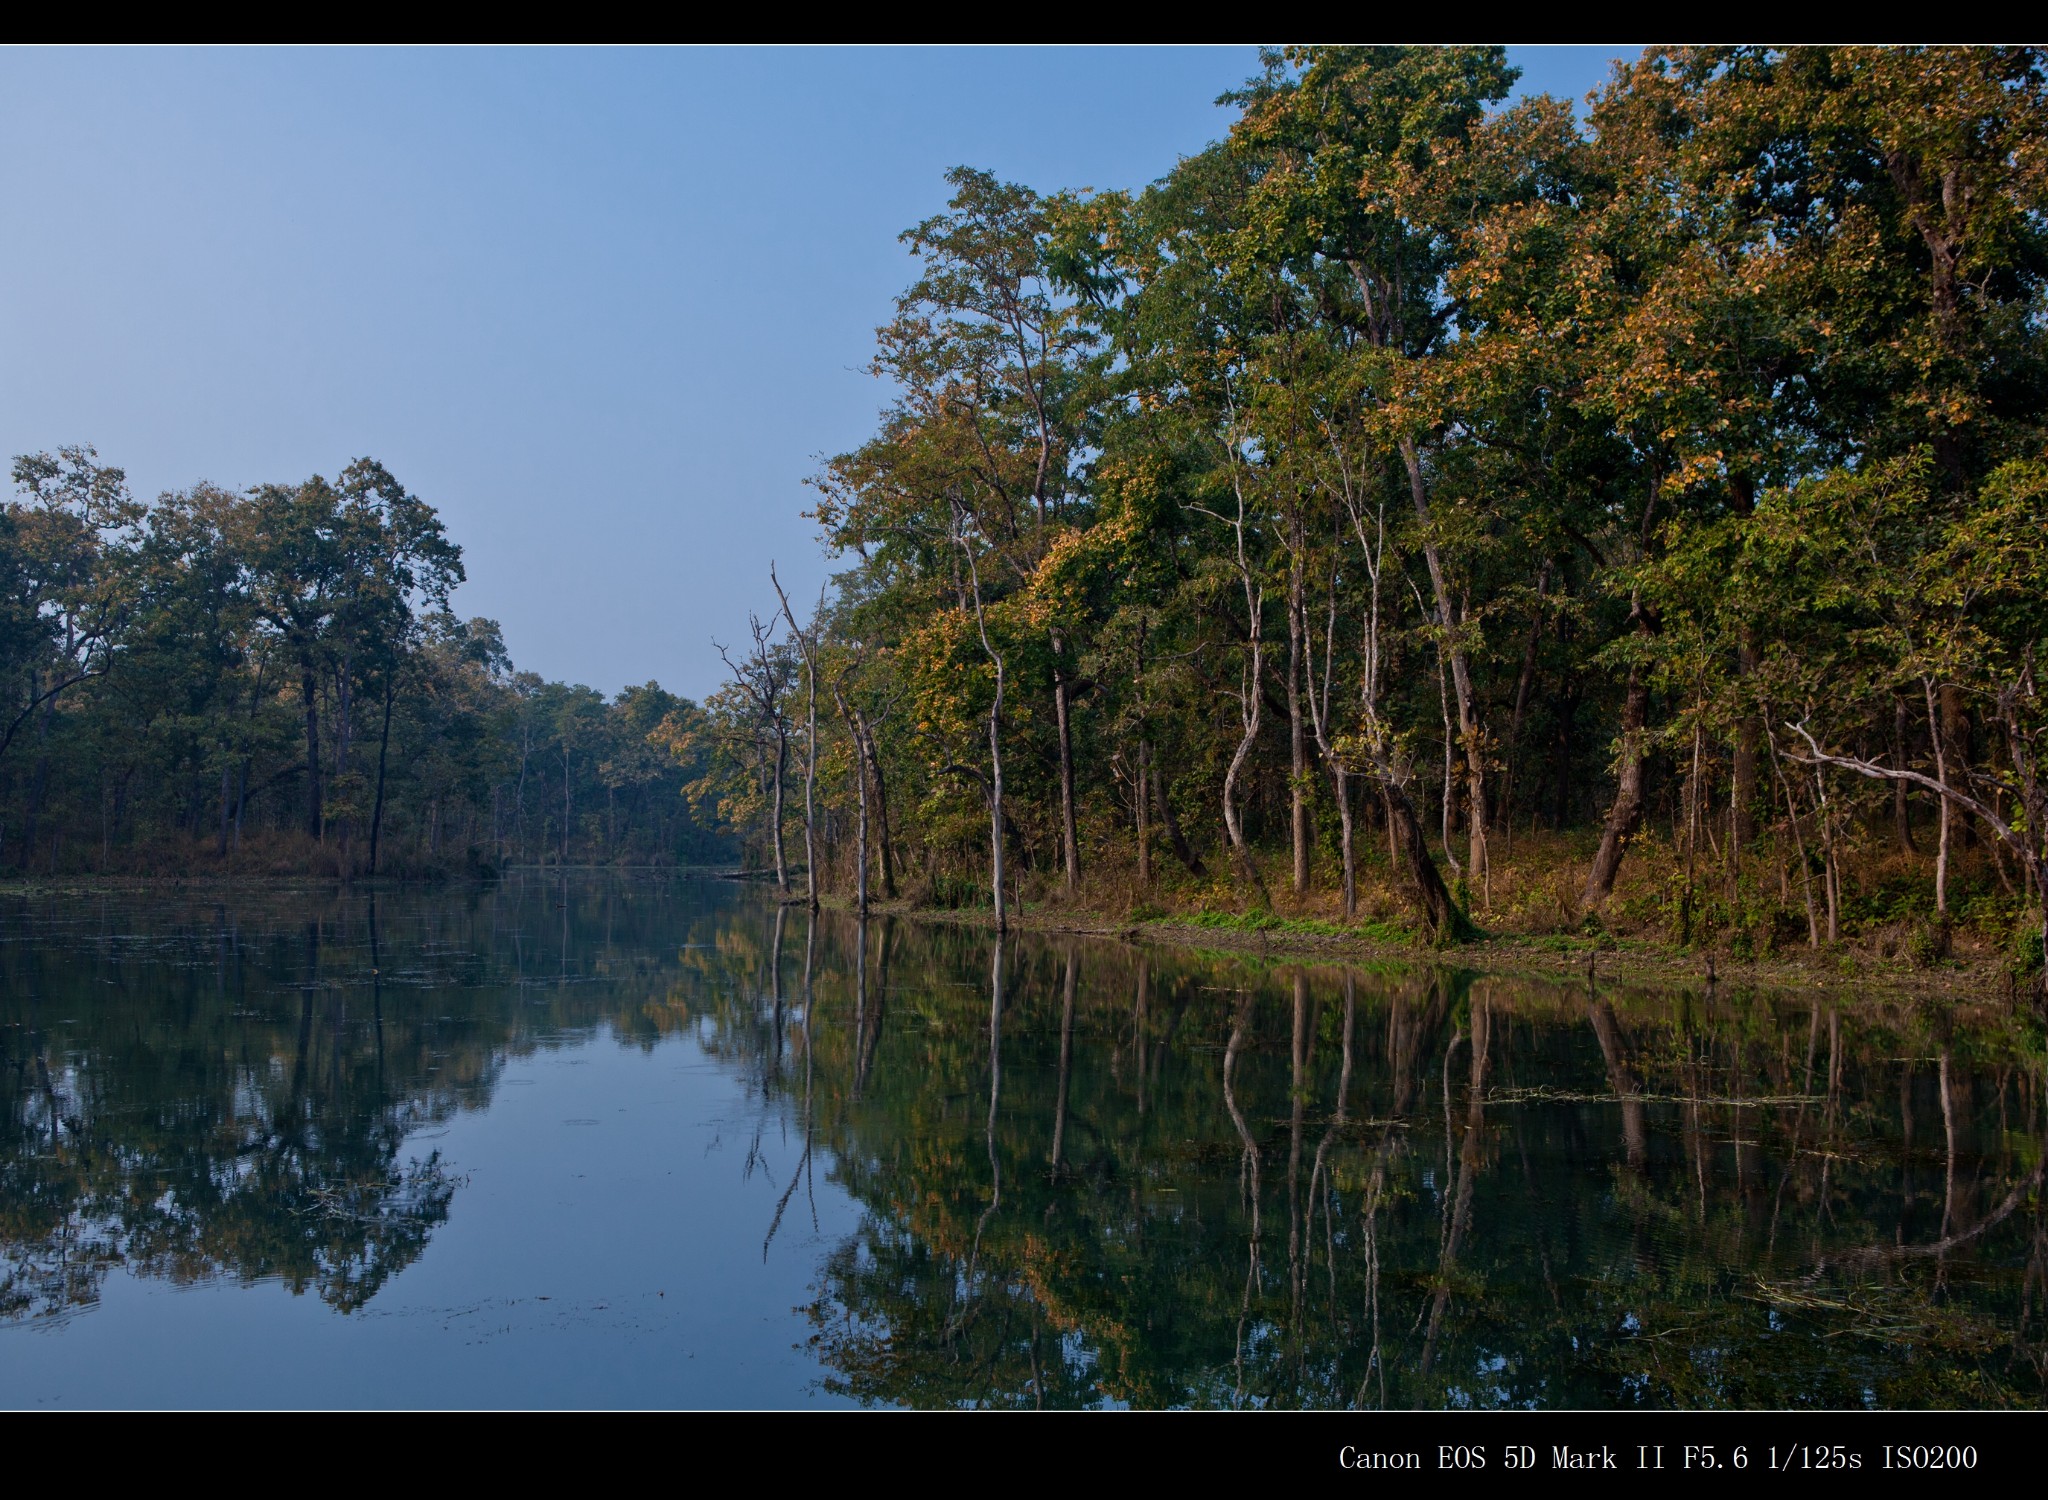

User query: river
[1,872,2040,1407]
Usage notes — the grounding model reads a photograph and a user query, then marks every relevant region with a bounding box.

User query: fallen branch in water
[1801,1152,2047,1278]
[1482,1086,1823,1107]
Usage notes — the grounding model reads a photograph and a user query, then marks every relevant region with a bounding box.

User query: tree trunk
[1812,763,1841,944]
[1154,761,1204,876]
[1052,644,1080,896]
[861,719,897,901]
[515,725,530,863]
[1997,689,2046,1006]
[1458,629,1488,886]
[1221,648,1262,881]
[11,674,58,855]
[1217,493,1263,891]
[852,724,869,918]
[1135,739,1153,887]
[1728,635,1761,844]
[1582,658,1650,910]
[370,675,395,876]
[1287,543,1310,896]
[1729,481,1760,844]
[1400,436,1488,887]
[958,525,1007,929]
[301,665,323,840]
[1501,581,1544,856]
[1892,691,1918,854]
[1925,678,1952,916]
[1380,780,1465,941]
[1434,638,1461,878]
[806,684,823,909]
[216,763,231,858]
[1768,728,1822,948]
[769,729,788,891]
[334,664,354,783]
[1334,765,1355,919]
[1940,682,1974,848]
[989,663,1007,933]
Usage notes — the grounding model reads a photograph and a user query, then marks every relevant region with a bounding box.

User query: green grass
[1173,909,1416,944]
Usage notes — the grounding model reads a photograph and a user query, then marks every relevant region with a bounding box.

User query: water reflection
[1,896,460,1321]
[2,874,2043,1407]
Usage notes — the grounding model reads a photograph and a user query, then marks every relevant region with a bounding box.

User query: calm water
[1,873,2041,1409]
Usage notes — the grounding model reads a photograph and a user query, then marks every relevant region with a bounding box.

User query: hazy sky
[0,45,1628,700]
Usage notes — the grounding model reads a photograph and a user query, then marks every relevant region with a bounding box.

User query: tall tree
[235,460,461,842]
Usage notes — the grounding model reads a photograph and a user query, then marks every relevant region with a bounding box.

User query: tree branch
[1783,720,2018,849]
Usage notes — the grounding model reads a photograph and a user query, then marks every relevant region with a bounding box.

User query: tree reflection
[787,933,2045,1408]
[0,875,756,1320]
[3,878,2042,1407]
[0,975,457,1319]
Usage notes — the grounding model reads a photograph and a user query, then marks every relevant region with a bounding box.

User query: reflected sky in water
[1,874,2042,1408]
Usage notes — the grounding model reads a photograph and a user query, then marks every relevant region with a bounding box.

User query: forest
[6,45,2046,995]
[687,45,2048,995]
[0,450,725,875]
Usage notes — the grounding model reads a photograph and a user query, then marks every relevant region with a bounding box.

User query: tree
[1,447,141,772]
[235,460,461,842]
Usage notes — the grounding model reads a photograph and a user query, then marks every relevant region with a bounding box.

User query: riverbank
[5,867,2035,1008]
[796,890,2038,1009]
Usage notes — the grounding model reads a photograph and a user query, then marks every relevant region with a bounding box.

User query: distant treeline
[694,46,2048,989]
[0,451,727,875]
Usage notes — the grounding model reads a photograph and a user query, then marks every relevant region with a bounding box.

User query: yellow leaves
[1020,526,1093,625]
[896,609,995,753]
[1094,451,1169,512]
[1662,450,1732,496]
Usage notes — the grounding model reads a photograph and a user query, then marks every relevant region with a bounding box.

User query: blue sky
[0,46,1628,699]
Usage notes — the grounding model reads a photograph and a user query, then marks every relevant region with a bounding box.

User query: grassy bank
[806,892,2028,1006]
[794,827,2045,1007]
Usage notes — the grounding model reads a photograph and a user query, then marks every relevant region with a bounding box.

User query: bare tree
[769,565,823,911]
[714,611,795,892]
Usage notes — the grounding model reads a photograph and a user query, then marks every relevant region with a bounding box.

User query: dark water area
[0,873,2041,1409]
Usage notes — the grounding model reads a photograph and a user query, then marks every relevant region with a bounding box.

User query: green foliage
[690,44,2048,978]
[14,43,2048,990]
[2014,926,2046,978]
[0,457,726,876]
